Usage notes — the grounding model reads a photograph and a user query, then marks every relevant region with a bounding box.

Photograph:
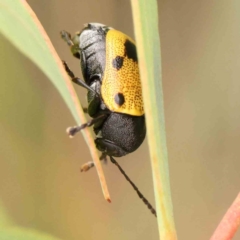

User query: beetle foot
[67,124,90,137]
[80,161,94,172]
[60,30,73,46]
[66,126,84,137]
[80,154,108,172]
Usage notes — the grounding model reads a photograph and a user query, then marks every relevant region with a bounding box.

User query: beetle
[61,23,156,217]
[61,23,146,159]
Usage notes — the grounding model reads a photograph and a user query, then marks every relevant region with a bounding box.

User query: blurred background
[0,0,240,239]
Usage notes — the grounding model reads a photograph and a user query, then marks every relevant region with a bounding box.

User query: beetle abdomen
[97,113,146,157]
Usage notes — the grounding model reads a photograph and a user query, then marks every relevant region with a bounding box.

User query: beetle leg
[62,60,75,78]
[94,138,128,157]
[62,61,98,95]
[66,114,108,137]
[61,30,80,59]
[60,30,73,46]
[80,161,94,172]
[80,153,107,172]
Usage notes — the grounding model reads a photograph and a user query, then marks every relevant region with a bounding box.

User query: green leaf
[0,228,62,240]
[130,1,178,239]
[0,0,110,200]
[0,1,78,123]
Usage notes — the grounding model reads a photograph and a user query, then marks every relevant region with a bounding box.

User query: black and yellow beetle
[61,23,156,216]
[61,23,146,158]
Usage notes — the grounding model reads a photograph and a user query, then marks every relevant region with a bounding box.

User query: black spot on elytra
[114,93,125,106]
[112,56,124,70]
[124,40,138,62]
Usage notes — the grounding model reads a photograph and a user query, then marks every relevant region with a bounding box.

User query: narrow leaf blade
[0,0,110,201]
[131,0,178,239]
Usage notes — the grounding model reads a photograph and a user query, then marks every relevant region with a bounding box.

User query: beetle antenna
[109,156,157,217]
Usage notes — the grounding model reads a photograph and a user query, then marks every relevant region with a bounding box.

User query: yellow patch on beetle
[101,29,144,116]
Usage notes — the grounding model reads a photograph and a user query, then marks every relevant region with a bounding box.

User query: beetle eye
[73,52,80,59]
